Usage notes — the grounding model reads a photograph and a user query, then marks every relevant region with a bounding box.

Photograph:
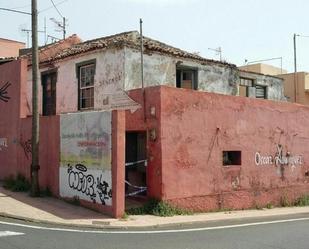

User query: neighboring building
[278,72,309,104]
[239,63,287,76]
[0,38,25,58]
[239,63,309,105]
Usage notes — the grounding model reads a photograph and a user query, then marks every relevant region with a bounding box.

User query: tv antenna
[50,17,67,39]
[208,47,222,61]
[19,20,47,47]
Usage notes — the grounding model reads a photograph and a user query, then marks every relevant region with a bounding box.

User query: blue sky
[1,0,309,72]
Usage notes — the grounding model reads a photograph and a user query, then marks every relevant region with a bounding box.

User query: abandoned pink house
[0,31,308,217]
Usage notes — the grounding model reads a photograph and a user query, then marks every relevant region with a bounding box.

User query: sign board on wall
[59,111,112,205]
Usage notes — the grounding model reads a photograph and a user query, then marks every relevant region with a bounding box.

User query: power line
[39,0,68,13]
[0,7,30,15]
[50,0,64,18]
[0,0,68,15]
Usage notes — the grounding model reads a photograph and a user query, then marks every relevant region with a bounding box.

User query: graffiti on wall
[60,111,112,206]
[19,136,32,160]
[255,144,303,166]
[0,82,11,102]
[96,72,140,112]
[67,163,112,205]
[0,138,8,151]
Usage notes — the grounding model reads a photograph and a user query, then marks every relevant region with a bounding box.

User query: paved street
[0,214,309,249]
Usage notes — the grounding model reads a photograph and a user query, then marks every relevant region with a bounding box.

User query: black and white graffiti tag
[67,164,112,205]
[0,81,11,102]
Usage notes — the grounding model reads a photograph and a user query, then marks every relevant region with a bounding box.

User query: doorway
[125,131,147,209]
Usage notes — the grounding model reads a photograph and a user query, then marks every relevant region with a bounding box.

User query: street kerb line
[0,217,309,234]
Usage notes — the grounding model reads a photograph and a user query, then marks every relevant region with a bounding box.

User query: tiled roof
[21,34,82,65]
[42,31,235,67]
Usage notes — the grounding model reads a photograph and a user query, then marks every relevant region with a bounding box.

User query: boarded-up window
[239,78,267,99]
[240,78,253,87]
[239,77,253,97]
[176,67,197,90]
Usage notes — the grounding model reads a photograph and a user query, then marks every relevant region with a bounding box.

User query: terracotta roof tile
[42,31,235,67]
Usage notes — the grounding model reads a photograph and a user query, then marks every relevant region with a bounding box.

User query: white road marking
[0,217,308,234]
[0,231,25,237]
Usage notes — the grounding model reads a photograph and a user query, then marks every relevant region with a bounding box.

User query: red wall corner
[112,110,125,218]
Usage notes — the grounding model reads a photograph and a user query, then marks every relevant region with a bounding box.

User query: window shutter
[255,85,266,99]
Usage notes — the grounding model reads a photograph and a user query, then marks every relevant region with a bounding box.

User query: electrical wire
[50,0,64,18]
[39,0,68,13]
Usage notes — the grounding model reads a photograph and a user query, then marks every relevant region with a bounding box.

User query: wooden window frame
[41,69,57,116]
[76,59,96,110]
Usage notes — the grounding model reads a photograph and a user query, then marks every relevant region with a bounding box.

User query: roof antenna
[208,47,222,61]
[50,17,67,39]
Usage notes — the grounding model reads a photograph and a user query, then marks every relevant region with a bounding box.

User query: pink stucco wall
[0,59,60,193]
[0,60,125,217]
[0,60,24,178]
[127,86,309,211]
[126,88,163,199]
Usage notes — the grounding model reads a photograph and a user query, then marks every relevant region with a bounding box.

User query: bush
[266,203,273,209]
[127,199,193,217]
[294,195,309,206]
[3,174,30,192]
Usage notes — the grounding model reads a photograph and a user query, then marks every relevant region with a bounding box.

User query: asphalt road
[0,214,309,249]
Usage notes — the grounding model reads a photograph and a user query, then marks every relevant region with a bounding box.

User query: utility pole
[31,0,40,197]
[140,18,146,121]
[293,33,298,103]
[63,17,66,39]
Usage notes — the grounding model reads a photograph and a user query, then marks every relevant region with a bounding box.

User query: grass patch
[294,195,309,206]
[126,199,193,217]
[3,174,30,192]
[120,212,129,221]
[266,203,274,209]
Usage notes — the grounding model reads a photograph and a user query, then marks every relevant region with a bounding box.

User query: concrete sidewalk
[0,186,309,229]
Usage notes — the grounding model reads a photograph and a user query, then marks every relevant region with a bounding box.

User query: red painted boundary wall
[0,59,60,195]
[127,86,309,211]
[0,60,125,218]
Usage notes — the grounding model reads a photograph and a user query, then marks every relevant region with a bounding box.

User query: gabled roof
[41,31,235,67]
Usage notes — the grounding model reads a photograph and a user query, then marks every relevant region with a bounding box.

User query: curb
[1,208,309,230]
[0,212,119,230]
